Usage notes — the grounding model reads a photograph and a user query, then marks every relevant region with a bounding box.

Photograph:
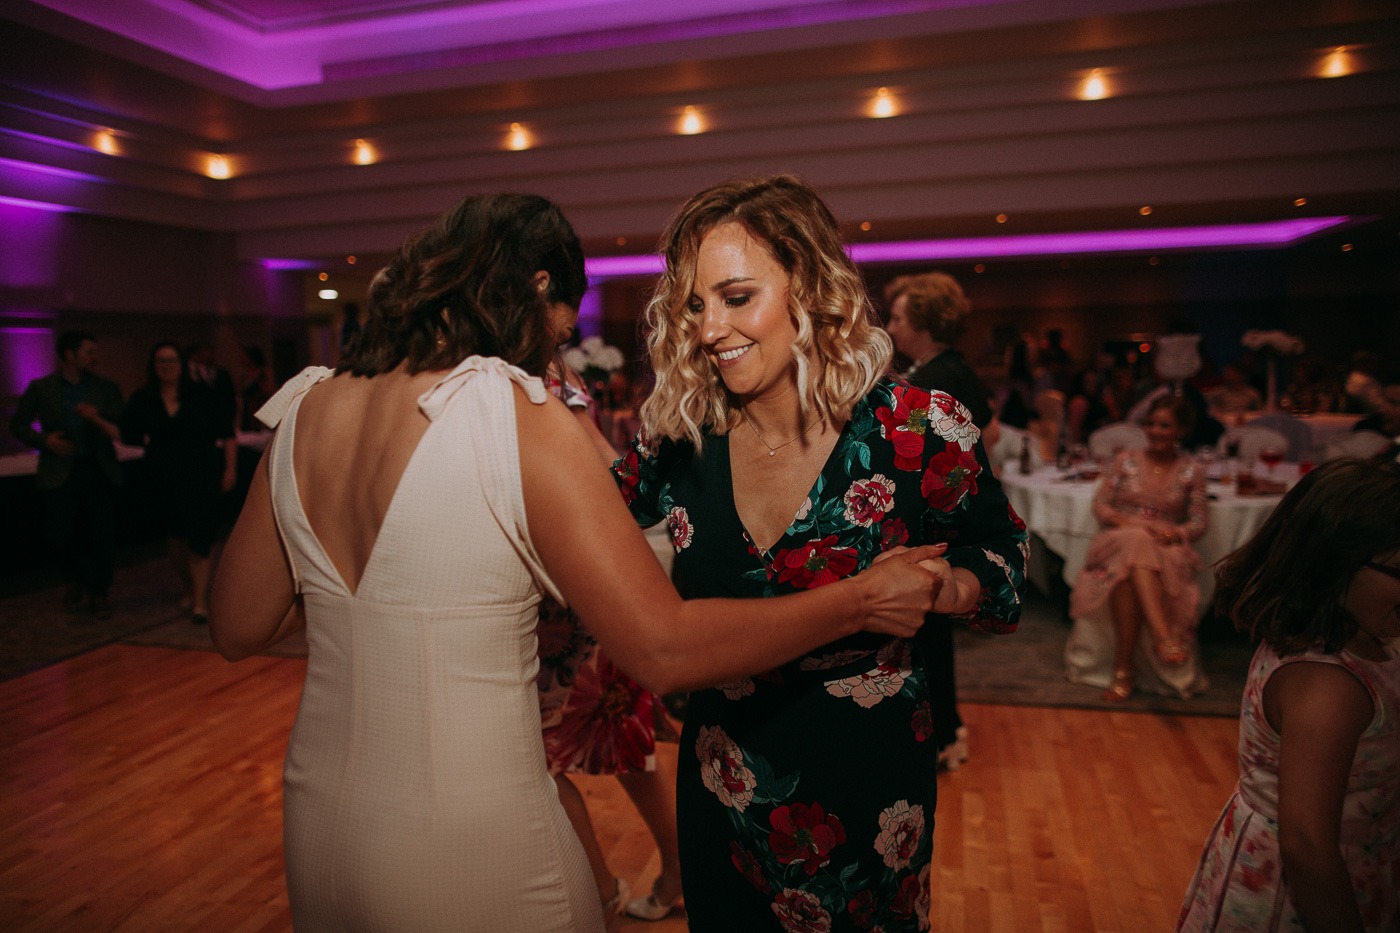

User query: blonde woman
[616,176,1027,930]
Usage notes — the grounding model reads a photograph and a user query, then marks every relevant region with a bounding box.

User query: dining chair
[1232,426,1290,467]
[1087,422,1148,460]
[1322,430,1392,461]
[1247,411,1312,461]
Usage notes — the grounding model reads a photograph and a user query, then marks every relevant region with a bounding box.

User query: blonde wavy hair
[640,175,892,449]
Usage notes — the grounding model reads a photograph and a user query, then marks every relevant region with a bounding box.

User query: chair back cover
[1246,411,1312,461]
[1087,422,1148,459]
[1323,430,1391,462]
[1232,426,1290,466]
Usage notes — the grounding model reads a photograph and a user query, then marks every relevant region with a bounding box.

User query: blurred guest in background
[1204,362,1262,421]
[122,341,236,623]
[884,269,1001,771]
[9,330,125,618]
[1066,394,1209,701]
[236,346,276,434]
[187,342,237,436]
[1343,350,1384,415]
[1066,367,1113,446]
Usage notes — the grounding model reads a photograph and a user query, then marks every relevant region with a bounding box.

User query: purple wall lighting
[583,217,1352,281]
[0,327,57,396]
[0,200,66,288]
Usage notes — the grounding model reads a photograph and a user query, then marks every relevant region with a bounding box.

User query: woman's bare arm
[518,387,943,696]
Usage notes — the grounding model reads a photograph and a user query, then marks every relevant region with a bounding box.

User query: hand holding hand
[73,402,99,421]
[860,543,948,637]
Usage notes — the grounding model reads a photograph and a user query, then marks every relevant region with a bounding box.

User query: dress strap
[418,355,548,420]
[255,366,336,428]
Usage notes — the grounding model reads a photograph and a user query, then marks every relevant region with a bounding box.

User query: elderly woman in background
[618,175,1027,930]
[883,270,1000,771]
[1065,393,1209,700]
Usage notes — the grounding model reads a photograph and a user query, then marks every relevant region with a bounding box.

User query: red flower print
[614,448,641,505]
[1007,502,1026,532]
[768,802,846,876]
[875,385,935,471]
[774,536,858,589]
[893,864,932,929]
[730,841,771,894]
[771,888,833,933]
[544,653,654,773]
[842,475,896,528]
[880,518,909,551]
[847,890,877,930]
[875,800,926,870]
[911,700,933,742]
[695,725,757,811]
[921,440,980,512]
[668,505,693,551]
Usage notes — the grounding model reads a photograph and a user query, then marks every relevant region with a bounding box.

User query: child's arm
[1265,660,1373,933]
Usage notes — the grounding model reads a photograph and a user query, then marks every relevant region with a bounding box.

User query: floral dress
[1178,641,1400,932]
[537,370,677,774]
[614,379,1027,931]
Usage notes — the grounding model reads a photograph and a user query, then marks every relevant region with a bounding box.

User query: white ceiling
[2,0,1398,264]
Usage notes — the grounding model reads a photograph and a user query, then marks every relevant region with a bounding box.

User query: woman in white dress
[209,193,952,932]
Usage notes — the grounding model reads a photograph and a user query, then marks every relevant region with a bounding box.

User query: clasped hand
[863,543,960,637]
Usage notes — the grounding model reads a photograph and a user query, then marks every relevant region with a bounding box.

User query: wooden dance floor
[1,644,1239,931]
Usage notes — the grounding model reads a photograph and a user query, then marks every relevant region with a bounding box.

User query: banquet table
[1000,463,1297,608]
[1240,411,1360,461]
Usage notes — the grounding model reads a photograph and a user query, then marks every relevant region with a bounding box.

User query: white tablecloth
[1240,411,1360,461]
[1000,465,1292,607]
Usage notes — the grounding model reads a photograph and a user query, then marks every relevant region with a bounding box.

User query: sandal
[1156,639,1188,666]
[1102,668,1134,702]
[625,877,683,921]
[602,877,631,919]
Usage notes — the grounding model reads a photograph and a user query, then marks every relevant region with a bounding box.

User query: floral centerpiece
[1241,329,1304,409]
[562,335,626,399]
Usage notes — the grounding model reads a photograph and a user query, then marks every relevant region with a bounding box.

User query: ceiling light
[506,122,531,151]
[346,256,357,264]
[678,106,704,135]
[353,139,376,165]
[318,289,339,300]
[206,154,231,179]
[869,87,897,119]
[1293,197,1308,207]
[1078,69,1110,101]
[93,130,119,156]
[1319,46,1355,78]
[1139,206,1152,216]
[995,213,1008,224]
[318,272,329,281]
[860,221,872,232]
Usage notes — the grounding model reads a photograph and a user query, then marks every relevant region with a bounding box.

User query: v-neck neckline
[721,414,853,557]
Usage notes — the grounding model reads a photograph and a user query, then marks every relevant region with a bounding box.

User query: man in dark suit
[884,271,1000,772]
[10,330,125,617]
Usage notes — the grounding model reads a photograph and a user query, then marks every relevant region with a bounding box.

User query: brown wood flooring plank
[1,645,1240,932]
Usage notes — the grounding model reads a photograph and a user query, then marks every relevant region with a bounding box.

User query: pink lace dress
[1178,642,1400,932]
[1064,449,1209,697]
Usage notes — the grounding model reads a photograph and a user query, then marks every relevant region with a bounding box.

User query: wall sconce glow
[1319,46,1355,78]
[869,87,897,119]
[93,130,120,156]
[353,139,377,165]
[318,289,339,300]
[678,106,704,136]
[1078,69,1110,101]
[206,154,231,179]
[506,123,532,151]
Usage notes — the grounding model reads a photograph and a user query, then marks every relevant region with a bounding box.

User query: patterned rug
[1,551,1249,716]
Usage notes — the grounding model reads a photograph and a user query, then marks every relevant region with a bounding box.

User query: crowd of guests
[9,333,275,621]
[10,175,1396,932]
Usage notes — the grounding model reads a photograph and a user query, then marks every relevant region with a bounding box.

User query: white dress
[259,357,604,932]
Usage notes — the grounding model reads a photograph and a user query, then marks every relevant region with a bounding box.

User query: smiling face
[691,221,799,403]
[1144,403,1185,453]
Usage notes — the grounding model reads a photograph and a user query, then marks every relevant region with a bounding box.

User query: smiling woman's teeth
[718,345,752,361]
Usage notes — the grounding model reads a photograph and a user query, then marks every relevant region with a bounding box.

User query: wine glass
[1258,444,1284,480]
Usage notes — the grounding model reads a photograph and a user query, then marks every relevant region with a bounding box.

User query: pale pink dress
[1178,642,1400,932]
[1064,449,1209,697]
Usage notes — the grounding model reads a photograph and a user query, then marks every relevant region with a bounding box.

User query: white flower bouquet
[1241,329,1304,355]
[562,335,625,387]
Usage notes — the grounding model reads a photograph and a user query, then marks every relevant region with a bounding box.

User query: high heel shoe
[1155,638,1188,666]
[625,878,683,921]
[1102,668,1134,702]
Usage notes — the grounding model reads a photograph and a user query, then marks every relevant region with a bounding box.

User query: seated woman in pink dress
[1065,394,1209,700]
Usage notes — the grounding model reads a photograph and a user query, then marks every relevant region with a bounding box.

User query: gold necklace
[745,416,821,457]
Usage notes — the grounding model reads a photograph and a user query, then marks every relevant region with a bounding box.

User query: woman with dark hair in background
[209,192,948,931]
[122,341,236,623]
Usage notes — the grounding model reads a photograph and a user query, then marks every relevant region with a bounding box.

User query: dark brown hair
[1145,392,1195,438]
[1215,457,1400,655]
[340,193,585,378]
[883,271,970,345]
